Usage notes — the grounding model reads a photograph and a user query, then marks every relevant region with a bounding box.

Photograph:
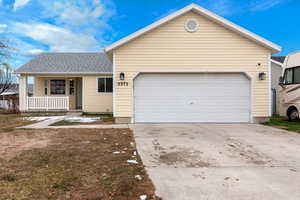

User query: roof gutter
[270,59,284,67]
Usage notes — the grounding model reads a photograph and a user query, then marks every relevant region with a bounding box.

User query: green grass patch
[50,120,78,126]
[262,116,300,133]
[82,112,113,118]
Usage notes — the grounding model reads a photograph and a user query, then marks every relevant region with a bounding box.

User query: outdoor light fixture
[120,72,125,80]
[259,72,266,80]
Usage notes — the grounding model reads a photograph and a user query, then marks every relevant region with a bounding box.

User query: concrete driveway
[130,124,300,200]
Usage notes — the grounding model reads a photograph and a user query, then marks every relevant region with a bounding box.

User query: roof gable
[105,3,281,53]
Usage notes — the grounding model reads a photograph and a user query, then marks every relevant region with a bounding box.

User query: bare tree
[0,40,15,95]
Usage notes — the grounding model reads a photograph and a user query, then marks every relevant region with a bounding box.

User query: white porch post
[19,75,28,111]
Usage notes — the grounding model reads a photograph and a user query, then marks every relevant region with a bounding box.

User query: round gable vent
[185,18,199,33]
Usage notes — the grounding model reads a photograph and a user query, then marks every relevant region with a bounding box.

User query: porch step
[67,110,83,117]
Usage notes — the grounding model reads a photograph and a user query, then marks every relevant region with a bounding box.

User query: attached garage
[105,4,281,124]
[134,73,251,123]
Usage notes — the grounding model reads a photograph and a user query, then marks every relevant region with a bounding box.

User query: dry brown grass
[0,113,37,133]
[0,114,161,200]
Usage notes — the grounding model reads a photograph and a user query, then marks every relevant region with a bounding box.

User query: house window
[97,77,113,93]
[50,80,66,95]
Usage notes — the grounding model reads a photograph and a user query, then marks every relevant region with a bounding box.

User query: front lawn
[0,114,160,200]
[0,113,37,133]
[262,116,300,133]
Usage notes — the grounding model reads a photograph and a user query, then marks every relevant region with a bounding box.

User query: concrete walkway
[131,124,300,200]
[19,117,129,129]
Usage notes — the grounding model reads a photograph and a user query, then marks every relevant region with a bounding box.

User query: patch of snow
[127,160,138,164]
[140,195,147,200]
[113,151,120,154]
[24,116,64,121]
[65,116,101,123]
[133,151,137,156]
[135,175,142,181]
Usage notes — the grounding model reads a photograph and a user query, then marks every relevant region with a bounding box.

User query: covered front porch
[19,75,83,111]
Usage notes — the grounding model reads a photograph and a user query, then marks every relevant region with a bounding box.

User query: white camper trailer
[279,51,300,120]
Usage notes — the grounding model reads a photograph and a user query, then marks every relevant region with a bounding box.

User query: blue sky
[0,0,299,70]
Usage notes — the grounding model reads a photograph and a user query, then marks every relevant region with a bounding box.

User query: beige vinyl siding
[114,11,271,118]
[82,75,113,113]
[34,77,76,109]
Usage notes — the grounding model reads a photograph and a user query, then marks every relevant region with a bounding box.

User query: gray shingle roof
[271,56,286,64]
[15,53,112,74]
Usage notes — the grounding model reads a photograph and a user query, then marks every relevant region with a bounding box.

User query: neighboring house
[0,84,33,97]
[0,84,33,111]
[271,56,285,115]
[15,3,281,123]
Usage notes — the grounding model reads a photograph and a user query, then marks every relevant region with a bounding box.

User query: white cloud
[250,0,285,11]
[42,0,113,28]
[206,0,233,16]
[34,0,115,45]
[27,49,44,55]
[0,24,7,33]
[14,23,100,52]
[51,2,91,25]
[14,0,31,10]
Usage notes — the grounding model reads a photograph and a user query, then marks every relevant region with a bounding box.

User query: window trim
[96,76,113,93]
[283,66,300,85]
[50,79,66,95]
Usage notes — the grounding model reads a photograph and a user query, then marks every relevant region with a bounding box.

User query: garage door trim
[132,71,253,123]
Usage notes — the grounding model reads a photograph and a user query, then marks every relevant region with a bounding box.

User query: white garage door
[134,73,251,123]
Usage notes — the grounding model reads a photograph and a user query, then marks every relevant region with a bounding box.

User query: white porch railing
[27,96,69,110]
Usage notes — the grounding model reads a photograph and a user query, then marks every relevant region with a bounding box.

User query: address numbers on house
[117,82,129,86]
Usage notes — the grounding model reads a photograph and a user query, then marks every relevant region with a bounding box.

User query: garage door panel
[135,87,250,96]
[134,73,251,123]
